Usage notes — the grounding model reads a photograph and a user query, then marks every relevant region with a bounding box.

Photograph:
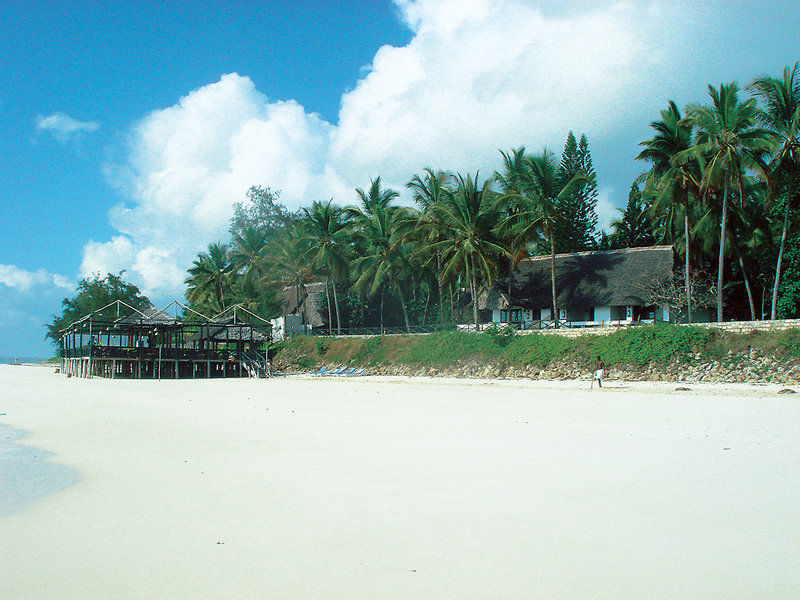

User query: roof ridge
[522,245,673,263]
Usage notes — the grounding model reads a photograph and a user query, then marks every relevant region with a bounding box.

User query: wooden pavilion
[59,300,272,379]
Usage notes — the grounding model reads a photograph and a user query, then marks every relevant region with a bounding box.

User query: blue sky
[1,0,798,358]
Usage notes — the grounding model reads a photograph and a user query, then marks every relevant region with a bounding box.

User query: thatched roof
[279,281,326,327]
[193,324,270,342]
[480,246,675,310]
[114,305,176,326]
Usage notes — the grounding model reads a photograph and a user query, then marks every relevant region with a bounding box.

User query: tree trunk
[437,254,444,324]
[468,256,479,328]
[422,284,431,325]
[397,286,411,333]
[717,180,729,322]
[771,185,792,320]
[508,269,514,325]
[737,252,757,321]
[332,279,342,335]
[472,273,479,328]
[380,287,385,335]
[549,229,558,328]
[449,281,455,322]
[684,208,692,323]
[325,277,332,332]
[217,279,226,311]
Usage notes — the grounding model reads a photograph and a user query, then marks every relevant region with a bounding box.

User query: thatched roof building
[480,246,675,324]
[279,281,326,328]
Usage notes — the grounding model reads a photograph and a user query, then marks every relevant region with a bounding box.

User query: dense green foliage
[46,273,151,347]
[181,64,799,329]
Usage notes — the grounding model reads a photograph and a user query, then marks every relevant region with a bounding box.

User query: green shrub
[504,333,575,367]
[296,356,316,368]
[353,336,383,363]
[315,339,328,355]
[775,329,800,357]
[484,325,517,348]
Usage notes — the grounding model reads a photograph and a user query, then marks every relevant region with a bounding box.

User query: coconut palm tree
[185,242,234,314]
[406,169,454,322]
[350,206,414,332]
[750,63,800,319]
[230,225,268,279]
[497,149,586,327]
[427,172,510,327]
[263,225,317,326]
[300,200,350,335]
[637,100,699,321]
[347,178,415,332]
[354,176,399,216]
[683,82,774,321]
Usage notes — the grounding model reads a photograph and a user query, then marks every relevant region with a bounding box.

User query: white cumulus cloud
[36,112,99,142]
[86,0,705,295]
[0,264,73,293]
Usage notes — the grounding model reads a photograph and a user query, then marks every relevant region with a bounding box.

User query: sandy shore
[1,364,798,599]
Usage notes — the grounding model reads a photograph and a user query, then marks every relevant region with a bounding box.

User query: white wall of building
[594,306,611,322]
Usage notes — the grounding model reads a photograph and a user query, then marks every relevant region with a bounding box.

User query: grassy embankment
[272,323,800,381]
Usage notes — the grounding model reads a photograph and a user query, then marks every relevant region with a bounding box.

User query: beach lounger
[349,368,365,376]
[335,367,357,376]
[326,366,348,376]
[311,366,328,376]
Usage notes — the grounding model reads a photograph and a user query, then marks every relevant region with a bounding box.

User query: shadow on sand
[0,423,81,518]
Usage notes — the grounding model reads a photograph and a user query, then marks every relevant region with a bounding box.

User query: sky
[1,0,798,358]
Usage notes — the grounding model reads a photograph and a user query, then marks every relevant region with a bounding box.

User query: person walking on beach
[592,356,605,388]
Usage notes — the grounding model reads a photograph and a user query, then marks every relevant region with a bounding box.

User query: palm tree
[348,178,414,332]
[300,200,350,335]
[637,100,698,321]
[263,225,317,326]
[750,63,800,319]
[497,149,586,327]
[351,206,414,333]
[185,242,233,314]
[354,176,399,216]
[683,82,773,321]
[230,225,268,279]
[406,169,454,322]
[427,172,510,327]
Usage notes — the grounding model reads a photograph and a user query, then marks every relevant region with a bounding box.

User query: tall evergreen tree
[554,132,598,251]
[609,183,656,249]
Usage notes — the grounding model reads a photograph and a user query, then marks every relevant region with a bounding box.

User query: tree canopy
[46,273,151,347]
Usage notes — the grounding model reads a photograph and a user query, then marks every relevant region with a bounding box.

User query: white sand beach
[1,364,798,599]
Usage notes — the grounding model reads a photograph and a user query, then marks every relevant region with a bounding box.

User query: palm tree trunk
[737,252,757,321]
[422,284,431,325]
[449,281,454,322]
[684,207,692,323]
[332,279,342,335]
[717,180,729,322]
[508,268,514,325]
[380,287,385,335]
[771,186,792,320]
[468,256,479,328]
[325,278,332,332]
[437,254,444,324]
[217,279,226,311]
[397,286,411,333]
[549,229,558,328]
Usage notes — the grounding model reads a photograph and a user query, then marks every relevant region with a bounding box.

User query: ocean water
[0,423,80,518]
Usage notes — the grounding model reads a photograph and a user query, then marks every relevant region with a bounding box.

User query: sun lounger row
[309,365,366,377]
